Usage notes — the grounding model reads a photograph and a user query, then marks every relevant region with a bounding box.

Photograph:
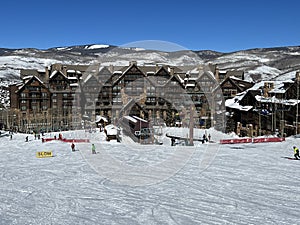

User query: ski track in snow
[0,130,299,224]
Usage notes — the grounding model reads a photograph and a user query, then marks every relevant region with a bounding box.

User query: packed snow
[0,128,299,224]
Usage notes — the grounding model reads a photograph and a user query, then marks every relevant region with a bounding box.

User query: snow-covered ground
[0,129,299,224]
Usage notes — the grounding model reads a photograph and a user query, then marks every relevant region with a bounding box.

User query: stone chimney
[130,61,137,66]
[168,66,174,75]
[63,66,67,76]
[45,66,49,81]
[109,64,114,73]
[296,71,300,82]
[263,82,274,97]
[155,64,160,73]
[215,67,220,81]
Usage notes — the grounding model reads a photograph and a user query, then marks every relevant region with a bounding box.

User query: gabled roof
[220,76,254,92]
[226,70,244,79]
[49,70,68,80]
[114,63,146,85]
[83,74,98,83]
[98,66,112,76]
[163,73,185,89]
[16,76,49,93]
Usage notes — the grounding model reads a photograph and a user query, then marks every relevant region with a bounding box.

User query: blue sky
[1,0,300,52]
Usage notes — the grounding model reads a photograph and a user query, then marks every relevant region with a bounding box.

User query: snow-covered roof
[68,77,78,80]
[185,84,195,87]
[124,115,137,123]
[225,98,253,111]
[50,71,58,78]
[70,83,79,87]
[67,69,76,73]
[255,96,298,106]
[132,116,148,123]
[84,74,93,83]
[229,76,244,82]
[33,76,45,85]
[176,74,184,83]
[23,75,33,80]
[104,124,119,135]
[184,77,198,81]
[17,76,45,92]
[95,115,108,123]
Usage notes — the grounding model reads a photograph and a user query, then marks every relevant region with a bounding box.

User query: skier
[92,144,96,154]
[202,134,207,144]
[293,146,300,160]
[25,136,28,142]
[71,142,75,152]
[171,137,175,146]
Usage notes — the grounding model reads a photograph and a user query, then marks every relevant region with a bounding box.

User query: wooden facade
[226,72,300,136]
[9,62,245,133]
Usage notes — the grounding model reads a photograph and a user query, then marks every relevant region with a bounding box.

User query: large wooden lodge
[7,62,245,133]
[7,61,300,137]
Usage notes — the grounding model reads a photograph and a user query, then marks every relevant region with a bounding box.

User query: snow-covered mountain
[1,43,300,108]
[206,46,300,81]
[1,44,300,83]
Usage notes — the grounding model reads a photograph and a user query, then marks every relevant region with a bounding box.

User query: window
[21,93,26,98]
[21,106,26,111]
[112,97,121,104]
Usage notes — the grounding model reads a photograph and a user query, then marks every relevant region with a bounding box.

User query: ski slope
[0,130,299,224]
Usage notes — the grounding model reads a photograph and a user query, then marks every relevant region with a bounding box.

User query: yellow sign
[36,151,53,158]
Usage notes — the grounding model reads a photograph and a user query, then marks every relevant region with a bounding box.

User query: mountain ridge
[1,44,300,83]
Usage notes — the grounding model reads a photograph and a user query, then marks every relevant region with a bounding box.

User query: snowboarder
[71,142,75,152]
[25,136,28,142]
[293,146,300,160]
[92,144,96,154]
